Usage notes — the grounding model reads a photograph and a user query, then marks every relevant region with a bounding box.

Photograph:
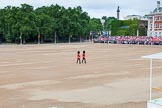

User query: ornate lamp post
[38,29,40,44]
[20,32,22,45]
[100,19,106,43]
[54,32,57,44]
[100,19,105,31]
[69,35,72,44]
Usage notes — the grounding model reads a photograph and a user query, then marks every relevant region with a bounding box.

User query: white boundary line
[0,61,53,67]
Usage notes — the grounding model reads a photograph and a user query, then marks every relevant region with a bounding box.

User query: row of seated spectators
[93,36,162,45]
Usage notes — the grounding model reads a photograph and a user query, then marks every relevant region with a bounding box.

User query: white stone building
[124,15,147,20]
[147,1,162,37]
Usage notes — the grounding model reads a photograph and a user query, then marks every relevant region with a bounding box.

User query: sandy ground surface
[0,43,162,108]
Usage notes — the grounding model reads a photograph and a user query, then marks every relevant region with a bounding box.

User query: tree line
[0,4,95,43]
[110,19,147,36]
[0,4,147,44]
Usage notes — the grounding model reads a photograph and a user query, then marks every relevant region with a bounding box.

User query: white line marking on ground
[0,61,53,67]
[66,72,129,80]
[0,80,60,90]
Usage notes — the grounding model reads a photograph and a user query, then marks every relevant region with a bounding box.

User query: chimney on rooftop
[157,1,160,9]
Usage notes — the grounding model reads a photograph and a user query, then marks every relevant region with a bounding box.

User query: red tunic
[77,54,80,59]
[82,53,86,59]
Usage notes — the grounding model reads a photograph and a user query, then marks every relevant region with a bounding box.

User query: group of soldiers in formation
[76,50,86,64]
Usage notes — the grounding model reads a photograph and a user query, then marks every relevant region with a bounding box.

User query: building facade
[148,1,162,37]
[124,15,148,20]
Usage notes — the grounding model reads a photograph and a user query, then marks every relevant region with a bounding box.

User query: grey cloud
[81,1,117,10]
[0,0,160,19]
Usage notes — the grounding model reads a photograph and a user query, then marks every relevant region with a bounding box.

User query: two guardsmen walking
[76,50,86,64]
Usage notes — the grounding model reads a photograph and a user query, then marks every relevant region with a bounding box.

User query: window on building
[150,19,153,23]
[160,23,162,28]
[155,16,161,21]
[155,23,159,28]
[150,32,152,37]
[151,24,152,28]
[160,16,162,20]
[155,17,157,21]
[155,32,157,36]
[155,16,158,21]
[159,32,162,36]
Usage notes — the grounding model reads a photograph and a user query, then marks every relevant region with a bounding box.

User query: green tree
[0,4,91,43]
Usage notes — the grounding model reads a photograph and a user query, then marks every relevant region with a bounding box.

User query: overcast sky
[0,0,159,19]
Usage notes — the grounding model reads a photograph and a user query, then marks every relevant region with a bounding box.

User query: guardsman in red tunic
[76,51,81,64]
[82,50,86,64]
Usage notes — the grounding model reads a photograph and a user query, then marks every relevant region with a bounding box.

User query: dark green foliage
[0,4,147,43]
[0,4,90,43]
[110,19,147,36]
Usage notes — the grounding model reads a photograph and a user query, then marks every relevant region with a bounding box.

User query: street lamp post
[54,32,57,44]
[69,35,72,44]
[100,19,105,43]
[92,33,93,43]
[100,19,105,31]
[38,34,40,44]
[20,32,22,45]
[107,30,109,44]
[90,31,93,43]
[36,28,40,44]
[38,30,40,44]
[137,29,139,36]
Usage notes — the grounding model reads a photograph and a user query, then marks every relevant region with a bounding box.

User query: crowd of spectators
[93,36,162,45]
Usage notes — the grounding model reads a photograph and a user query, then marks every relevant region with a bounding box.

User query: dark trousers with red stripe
[82,58,86,64]
[76,58,81,64]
